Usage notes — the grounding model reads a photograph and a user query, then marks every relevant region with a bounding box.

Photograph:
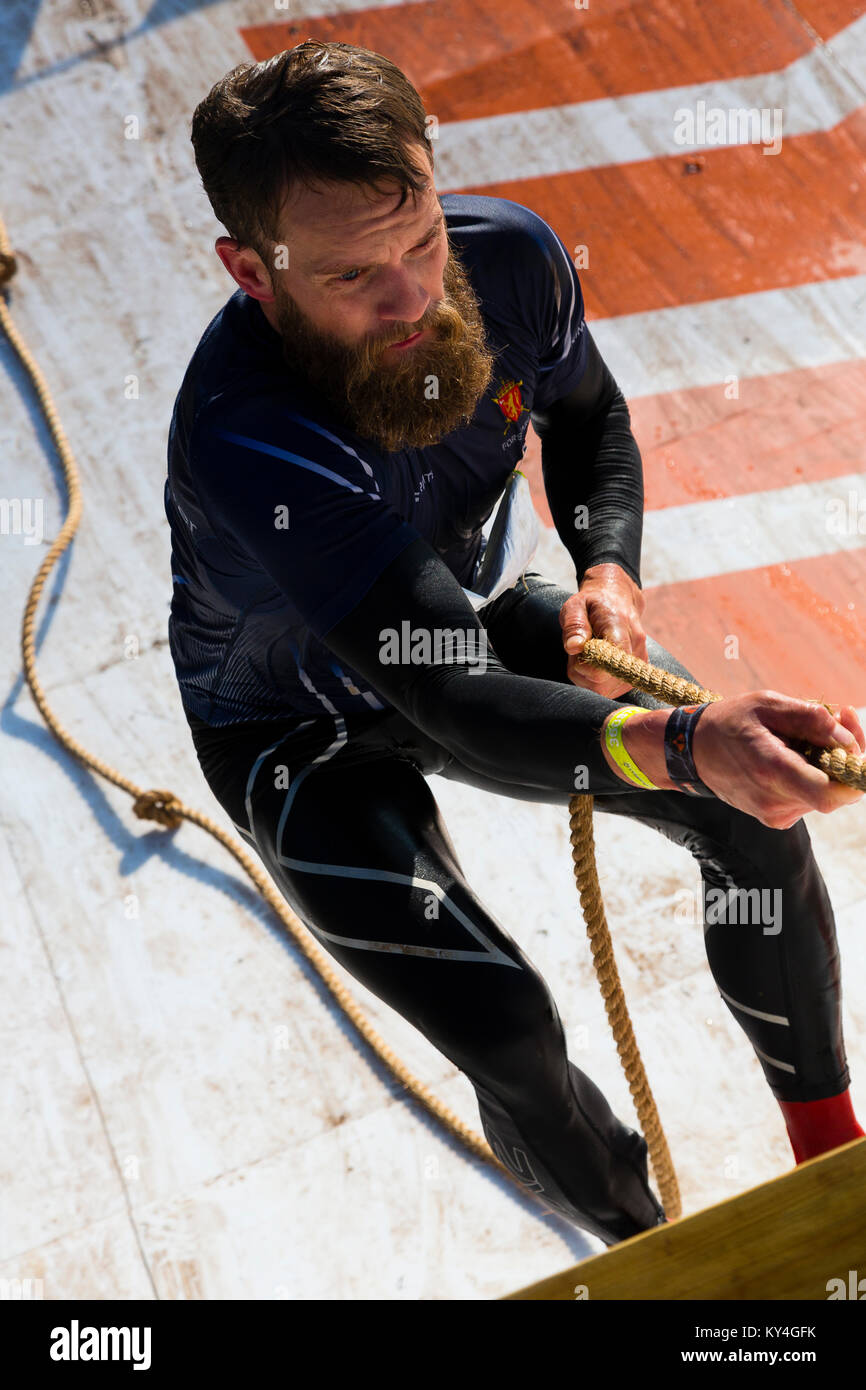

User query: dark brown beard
[274,238,501,454]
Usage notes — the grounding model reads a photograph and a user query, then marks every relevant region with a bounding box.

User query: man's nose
[376,272,431,327]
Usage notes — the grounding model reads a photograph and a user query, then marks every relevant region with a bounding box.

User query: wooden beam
[504,1137,866,1300]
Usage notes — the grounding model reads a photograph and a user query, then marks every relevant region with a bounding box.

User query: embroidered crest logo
[492,376,530,436]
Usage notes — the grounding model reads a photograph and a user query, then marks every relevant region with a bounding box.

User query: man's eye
[332,229,439,287]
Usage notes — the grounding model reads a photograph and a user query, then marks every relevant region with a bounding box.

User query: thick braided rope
[565,654,725,1219]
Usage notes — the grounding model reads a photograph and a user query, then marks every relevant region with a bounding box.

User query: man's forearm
[540,392,645,588]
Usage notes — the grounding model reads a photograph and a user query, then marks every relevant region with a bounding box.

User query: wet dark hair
[190,40,433,265]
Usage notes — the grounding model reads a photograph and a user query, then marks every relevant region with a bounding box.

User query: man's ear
[214,237,274,302]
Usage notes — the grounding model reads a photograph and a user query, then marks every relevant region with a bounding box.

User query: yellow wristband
[604,706,660,790]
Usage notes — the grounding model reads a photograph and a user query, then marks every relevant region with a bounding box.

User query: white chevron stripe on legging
[273,856,522,967]
[242,733,299,840]
[717,985,790,1028]
[274,717,349,851]
[753,1045,797,1075]
[243,717,520,966]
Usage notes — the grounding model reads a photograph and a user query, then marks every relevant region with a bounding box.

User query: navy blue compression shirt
[165,192,646,794]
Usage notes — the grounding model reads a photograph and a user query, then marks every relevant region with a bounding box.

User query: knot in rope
[0,251,17,286]
[133,788,184,829]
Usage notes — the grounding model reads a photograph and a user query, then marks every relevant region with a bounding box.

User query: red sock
[778,1089,866,1164]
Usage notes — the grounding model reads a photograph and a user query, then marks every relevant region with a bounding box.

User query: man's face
[251,149,498,454]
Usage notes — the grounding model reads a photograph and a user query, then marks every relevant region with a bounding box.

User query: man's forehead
[290,177,440,275]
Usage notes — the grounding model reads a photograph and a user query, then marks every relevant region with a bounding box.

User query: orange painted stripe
[631,358,866,510]
[640,551,866,707]
[791,0,866,42]
[522,357,866,525]
[241,0,862,120]
[462,104,866,319]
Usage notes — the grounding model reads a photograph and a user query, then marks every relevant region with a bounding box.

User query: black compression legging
[188,571,850,1246]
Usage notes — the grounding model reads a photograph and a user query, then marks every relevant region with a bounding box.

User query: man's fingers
[838,704,866,753]
[560,594,647,662]
[565,623,626,654]
[559,595,592,653]
[562,610,589,651]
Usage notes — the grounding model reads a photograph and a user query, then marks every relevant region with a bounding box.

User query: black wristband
[664,702,715,797]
